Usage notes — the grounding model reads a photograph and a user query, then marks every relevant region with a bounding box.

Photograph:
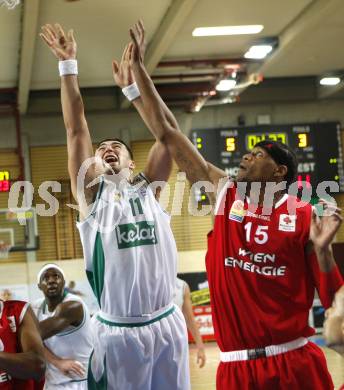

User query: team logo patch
[278,214,296,232]
[113,191,121,202]
[229,200,246,223]
[116,221,157,249]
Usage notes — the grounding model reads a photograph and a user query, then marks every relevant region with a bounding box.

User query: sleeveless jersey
[34,293,92,386]
[0,300,29,389]
[174,278,187,309]
[77,174,178,317]
[206,182,342,352]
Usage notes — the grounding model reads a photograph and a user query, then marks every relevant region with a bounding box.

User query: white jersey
[33,292,93,387]
[77,173,178,317]
[174,278,187,309]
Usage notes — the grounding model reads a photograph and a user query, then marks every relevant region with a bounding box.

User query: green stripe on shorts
[96,306,175,328]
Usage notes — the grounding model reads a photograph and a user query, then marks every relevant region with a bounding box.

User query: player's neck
[45,295,64,312]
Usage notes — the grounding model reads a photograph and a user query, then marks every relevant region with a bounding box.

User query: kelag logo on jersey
[229,200,246,223]
[116,221,157,249]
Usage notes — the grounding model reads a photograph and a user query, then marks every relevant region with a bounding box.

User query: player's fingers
[138,19,145,36]
[39,33,53,47]
[199,356,206,368]
[130,28,139,48]
[68,29,76,44]
[55,23,66,42]
[112,60,119,74]
[121,44,129,63]
[41,26,56,43]
[128,42,133,61]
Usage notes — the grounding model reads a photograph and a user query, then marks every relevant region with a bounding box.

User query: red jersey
[206,183,343,352]
[0,300,29,389]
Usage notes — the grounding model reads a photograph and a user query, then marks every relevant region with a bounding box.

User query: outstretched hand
[112,43,135,88]
[129,20,146,66]
[310,199,342,251]
[40,23,77,61]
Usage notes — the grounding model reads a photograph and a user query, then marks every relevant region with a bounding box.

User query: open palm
[112,44,135,88]
[40,23,76,61]
[310,201,342,249]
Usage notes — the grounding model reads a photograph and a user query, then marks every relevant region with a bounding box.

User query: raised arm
[127,22,226,193]
[0,306,45,381]
[307,201,343,308]
[112,34,172,185]
[40,24,97,213]
[38,301,84,340]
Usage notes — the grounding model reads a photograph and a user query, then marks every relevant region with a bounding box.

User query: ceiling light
[192,25,264,37]
[319,77,341,86]
[244,45,273,59]
[216,79,237,92]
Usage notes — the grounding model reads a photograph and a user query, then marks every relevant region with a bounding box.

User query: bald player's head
[323,286,344,356]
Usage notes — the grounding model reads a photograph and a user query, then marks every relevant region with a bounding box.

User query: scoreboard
[191,122,344,193]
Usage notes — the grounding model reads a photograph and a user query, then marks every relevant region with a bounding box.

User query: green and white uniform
[33,293,92,390]
[77,174,189,390]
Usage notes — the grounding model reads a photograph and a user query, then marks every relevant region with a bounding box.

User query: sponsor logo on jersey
[116,221,157,249]
[229,200,246,223]
[0,338,4,352]
[7,316,16,333]
[0,372,11,383]
[278,214,296,232]
[113,191,121,201]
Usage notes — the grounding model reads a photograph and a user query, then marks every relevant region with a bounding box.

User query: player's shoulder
[4,300,28,312]
[3,300,30,324]
[63,292,88,312]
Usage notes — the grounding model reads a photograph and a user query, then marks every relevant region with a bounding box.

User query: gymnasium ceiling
[1,0,344,114]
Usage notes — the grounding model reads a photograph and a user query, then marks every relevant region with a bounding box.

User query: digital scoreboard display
[191,122,344,193]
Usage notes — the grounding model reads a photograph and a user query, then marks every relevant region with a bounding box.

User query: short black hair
[254,140,297,186]
[97,138,134,160]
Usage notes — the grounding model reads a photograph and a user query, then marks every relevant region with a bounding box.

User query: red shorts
[217,342,333,390]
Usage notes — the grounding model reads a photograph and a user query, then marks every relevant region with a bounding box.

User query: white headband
[37,263,66,284]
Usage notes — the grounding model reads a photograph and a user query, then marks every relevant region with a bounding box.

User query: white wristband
[59,59,78,76]
[122,82,141,102]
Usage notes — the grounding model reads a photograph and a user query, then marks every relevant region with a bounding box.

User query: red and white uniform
[0,300,30,389]
[206,182,343,389]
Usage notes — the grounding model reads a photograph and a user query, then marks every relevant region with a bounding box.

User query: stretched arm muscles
[0,306,45,380]
[39,301,84,340]
[61,76,96,204]
[40,24,97,213]
[143,141,172,185]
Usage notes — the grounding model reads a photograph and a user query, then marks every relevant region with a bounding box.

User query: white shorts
[88,303,190,390]
[44,379,88,389]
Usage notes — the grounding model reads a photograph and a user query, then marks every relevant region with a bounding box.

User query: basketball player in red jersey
[0,299,45,389]
[114,21,344,389]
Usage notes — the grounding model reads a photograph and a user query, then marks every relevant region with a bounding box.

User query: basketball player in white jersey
[40,23,189,389]
[174,278,206,368]
[34,264,92,389]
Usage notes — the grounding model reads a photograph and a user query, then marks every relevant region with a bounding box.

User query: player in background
[0,299,45,389]
[34,264,92,390]
[174,277,206,368]
[119,20,344,389]
[40,23,189,390]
